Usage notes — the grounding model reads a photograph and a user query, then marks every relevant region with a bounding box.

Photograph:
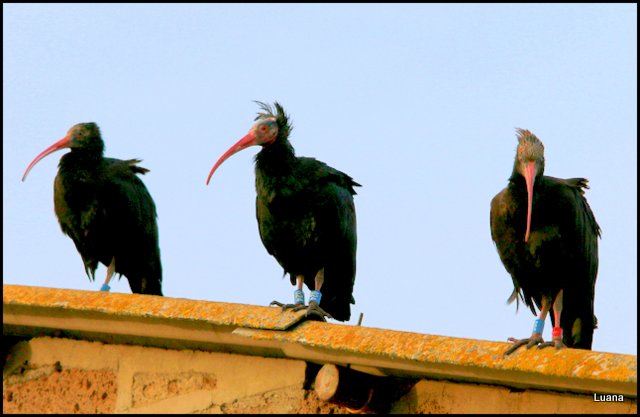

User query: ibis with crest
[22,122,163,295]
[490,128,600,355]
[206,102,360,321]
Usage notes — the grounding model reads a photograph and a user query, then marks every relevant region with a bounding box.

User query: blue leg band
[309,290,322,305]
[532,318,545,334]
[100,284,111,292]
[293,289,305,305]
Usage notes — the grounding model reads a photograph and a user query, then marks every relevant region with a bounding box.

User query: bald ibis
[206,102,359,321]
[490,129,600,355]
[22,123,163,295]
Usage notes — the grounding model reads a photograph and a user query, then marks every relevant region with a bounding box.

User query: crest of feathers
[254,101,293,139]
[515,127,545,163]
[515,128,544,150]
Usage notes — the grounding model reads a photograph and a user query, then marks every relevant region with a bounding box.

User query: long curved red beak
[22,135,72,182]
[206,130,257,185]
[522,161,537,242]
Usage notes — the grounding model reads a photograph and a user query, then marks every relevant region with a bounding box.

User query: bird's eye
[259,125,268,132]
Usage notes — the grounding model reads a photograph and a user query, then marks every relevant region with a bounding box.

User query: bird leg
[270,270,333,321]
[504,294,552,356]
[270,275,308,311]
[538,290,566,350]
[304,269,333,321]
[100,257,116,292]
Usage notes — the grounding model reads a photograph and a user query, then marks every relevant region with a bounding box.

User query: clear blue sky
[3,4,636,355]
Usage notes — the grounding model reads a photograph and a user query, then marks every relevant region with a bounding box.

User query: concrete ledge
[3,284,636,399]
[3,284,308,330]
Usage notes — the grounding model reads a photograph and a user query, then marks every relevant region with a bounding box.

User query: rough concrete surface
[3,365,117,414]
[132,371,218,408]
[2,331,636,414]
[196,385,354,414]
[390,379,637,414]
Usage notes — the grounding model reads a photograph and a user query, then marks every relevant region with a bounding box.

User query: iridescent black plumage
[490,129,600,353]
[23,123,163,295]
[208,102,359,321]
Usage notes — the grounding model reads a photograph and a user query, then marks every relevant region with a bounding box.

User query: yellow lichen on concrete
[238,320,636,392]
[4,284,637,400]
[3,284,306,330]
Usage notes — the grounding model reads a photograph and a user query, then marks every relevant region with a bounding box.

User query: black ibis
[22,123,163,295]
[490,128,600,355]
[206,102,360,321]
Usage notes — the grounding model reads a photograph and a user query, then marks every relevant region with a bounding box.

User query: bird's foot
[538,327,565,350]
[270,300,307,312]
[269,300,332,321]
[270,289,307,312]
[504,333,544,356]
[304,301,333,322]
[537,339,566,350]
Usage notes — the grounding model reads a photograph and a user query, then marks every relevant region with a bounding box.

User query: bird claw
[270,300,332,321]
[538,338,566,351]
[269,300,305,312]
[504,333,545,356]
[304,301,333,321]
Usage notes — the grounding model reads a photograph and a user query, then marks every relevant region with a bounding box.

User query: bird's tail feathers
[506,286,537,316]
[82,257,97,282]
[506,288,519,307]
[320,294,353,322]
